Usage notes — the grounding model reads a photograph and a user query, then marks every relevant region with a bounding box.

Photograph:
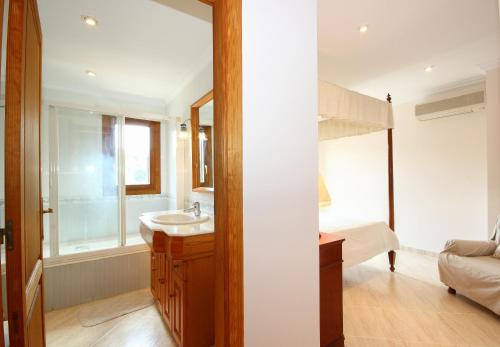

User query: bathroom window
[123,118,161,195]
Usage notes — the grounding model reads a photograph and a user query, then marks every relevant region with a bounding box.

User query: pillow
[493,245,500,259]
[443,239,498,257]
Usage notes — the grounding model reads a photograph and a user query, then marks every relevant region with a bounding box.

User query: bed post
[387,93,396,272]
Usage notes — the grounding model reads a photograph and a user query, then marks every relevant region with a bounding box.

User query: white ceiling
[318,0,500,103]
[38,0,212,109]
[37,0,499,108]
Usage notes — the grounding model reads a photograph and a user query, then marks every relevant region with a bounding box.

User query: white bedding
[321,221,400,268]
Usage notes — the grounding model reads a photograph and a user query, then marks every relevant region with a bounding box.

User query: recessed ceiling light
[82,16,98,27]
[425,66,434,72]
[86,70,96,77]
[359,25,369,33]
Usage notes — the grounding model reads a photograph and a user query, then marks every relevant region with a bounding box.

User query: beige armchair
[438,239,500,315]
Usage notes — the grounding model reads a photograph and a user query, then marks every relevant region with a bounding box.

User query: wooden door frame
[3,0,243,345]
[0,1,5,346]
[200,0,243,346]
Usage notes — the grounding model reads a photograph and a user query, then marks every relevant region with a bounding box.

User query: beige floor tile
[343,251,500,347]
[46,250,499,347]
[46,290,173,347]
[345,336,406,347]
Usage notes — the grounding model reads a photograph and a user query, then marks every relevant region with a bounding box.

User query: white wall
[486,68,500,233]
[242,0,319,346]
[165,63,214,213]
[319,99,488,253]
[395,103,487,252]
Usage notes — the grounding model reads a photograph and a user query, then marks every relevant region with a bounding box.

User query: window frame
[123,117,161,195]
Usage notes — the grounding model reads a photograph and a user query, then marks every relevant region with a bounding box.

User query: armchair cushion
[494,244,500,259]
[442,239,498,257]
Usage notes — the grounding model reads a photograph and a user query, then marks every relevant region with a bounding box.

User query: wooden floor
[343,250,500,347]
[45,250,499,347]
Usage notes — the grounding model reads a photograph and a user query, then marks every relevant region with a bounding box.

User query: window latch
[0,220,14,250]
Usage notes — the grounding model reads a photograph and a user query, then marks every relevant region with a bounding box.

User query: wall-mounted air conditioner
[415,90,485,121]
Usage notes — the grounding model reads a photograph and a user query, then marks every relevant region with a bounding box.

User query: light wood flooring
[343,250,500,347]
[45,250,499,346]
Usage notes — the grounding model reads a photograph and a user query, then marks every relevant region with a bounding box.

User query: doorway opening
[1,0,243,346]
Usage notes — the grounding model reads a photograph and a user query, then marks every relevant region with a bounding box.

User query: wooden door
[4,0,45,346]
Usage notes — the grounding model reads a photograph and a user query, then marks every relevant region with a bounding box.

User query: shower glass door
[52,107,121,256]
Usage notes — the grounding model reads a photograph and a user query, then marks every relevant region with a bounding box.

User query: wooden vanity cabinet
[143,225,214,347]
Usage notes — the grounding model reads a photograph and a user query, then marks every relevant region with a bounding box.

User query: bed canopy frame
[318,81,396,271]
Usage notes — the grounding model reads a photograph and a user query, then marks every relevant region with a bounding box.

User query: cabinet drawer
[172,260,186,280]
[319,244,342,267]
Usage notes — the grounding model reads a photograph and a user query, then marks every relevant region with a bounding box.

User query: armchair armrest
[442,239,498,257]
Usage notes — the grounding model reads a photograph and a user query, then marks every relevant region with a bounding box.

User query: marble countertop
[139,211,214,237]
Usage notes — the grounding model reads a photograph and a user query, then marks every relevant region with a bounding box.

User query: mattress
[320,221,400,268]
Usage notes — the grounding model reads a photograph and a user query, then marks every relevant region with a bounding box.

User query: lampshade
[318,174,331,207]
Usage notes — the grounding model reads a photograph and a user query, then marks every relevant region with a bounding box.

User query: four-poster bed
[318,81,400,271]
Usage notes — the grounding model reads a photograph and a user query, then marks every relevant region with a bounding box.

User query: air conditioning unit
[415,90,485,121]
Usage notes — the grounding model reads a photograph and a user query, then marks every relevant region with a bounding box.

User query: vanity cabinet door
[171,273,184,346]
[158,253,167,307]
[151,252,158,300]
[162,257,172,326]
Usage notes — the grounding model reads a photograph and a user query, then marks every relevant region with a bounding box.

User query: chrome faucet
[184,201,201,217]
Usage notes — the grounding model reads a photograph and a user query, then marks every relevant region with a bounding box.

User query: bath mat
[78,289,154,327]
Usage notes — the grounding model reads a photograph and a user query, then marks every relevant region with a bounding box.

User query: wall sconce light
[178,122,189,140]
[198,127,207,141]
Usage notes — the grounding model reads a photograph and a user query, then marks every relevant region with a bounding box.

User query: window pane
[57,108,120,255]
[124,124,151,185]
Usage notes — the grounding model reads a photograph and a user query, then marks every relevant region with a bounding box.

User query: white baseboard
[400,245,439,258]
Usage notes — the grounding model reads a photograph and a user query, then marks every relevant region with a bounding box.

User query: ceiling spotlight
[425,66,434,72]
[86,70,96,77]
[359,25,369,33]
[82,16,98,27]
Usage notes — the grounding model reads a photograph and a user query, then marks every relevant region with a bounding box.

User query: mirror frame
[191,90,214,192]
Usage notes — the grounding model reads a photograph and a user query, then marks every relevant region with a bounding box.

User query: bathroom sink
[151,212,209,225]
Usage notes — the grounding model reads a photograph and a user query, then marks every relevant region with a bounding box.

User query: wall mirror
[191,90,214,191]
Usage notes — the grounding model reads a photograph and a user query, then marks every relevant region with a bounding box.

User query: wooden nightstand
[320,233,345,347]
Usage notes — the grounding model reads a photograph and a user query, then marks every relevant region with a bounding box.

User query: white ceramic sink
[151,212,209,225]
